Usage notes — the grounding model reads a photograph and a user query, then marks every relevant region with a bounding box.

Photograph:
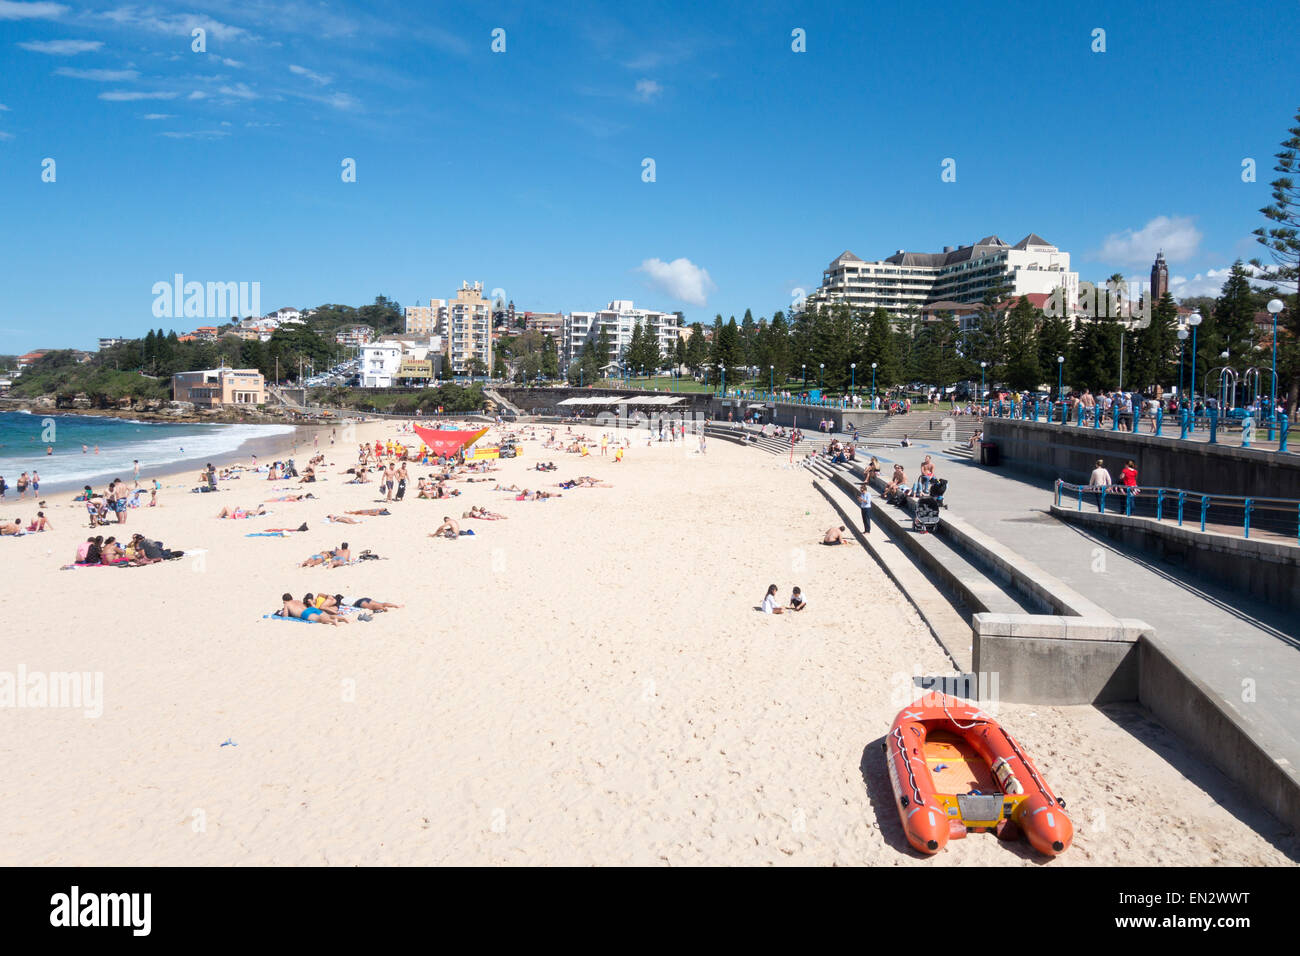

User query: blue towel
[262,613,308,623]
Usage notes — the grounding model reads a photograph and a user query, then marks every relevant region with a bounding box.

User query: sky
[1,0,1298,352]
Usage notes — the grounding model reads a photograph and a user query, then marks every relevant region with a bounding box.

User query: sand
[1,418,1295,865]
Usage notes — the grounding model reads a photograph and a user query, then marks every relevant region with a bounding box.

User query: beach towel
[262,613,310,623]
[245,531,289,538]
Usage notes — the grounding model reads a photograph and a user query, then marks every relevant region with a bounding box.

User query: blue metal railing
[1053,480,1300,544]
[979,398,1291,452]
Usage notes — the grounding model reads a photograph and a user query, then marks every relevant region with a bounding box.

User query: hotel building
[804,234,1079,318]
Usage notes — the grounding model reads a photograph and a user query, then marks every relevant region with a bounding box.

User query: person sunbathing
[430,516,460,539]
[327,514,362,524]
[217,504,266,519]
[279,593,349,625]
[464,506,505,520]
[0,519,23,536]
[494,483,521,493]
[327,594,403,613]
[300,550,334,568]
[27,511,52,532]
[266,493,314,502]
[346,508,390,516]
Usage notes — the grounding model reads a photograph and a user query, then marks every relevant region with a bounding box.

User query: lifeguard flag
[413,425,489,456]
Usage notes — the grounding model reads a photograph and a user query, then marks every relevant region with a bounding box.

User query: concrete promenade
[862,434,1300,790]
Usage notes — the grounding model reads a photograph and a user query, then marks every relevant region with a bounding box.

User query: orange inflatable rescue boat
[884,694,1072,856]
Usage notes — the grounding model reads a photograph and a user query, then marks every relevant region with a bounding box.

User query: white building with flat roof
[562,300,680,369]
[804,234,1078,317]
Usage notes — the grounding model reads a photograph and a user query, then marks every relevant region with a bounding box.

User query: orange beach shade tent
[412,425,489,457]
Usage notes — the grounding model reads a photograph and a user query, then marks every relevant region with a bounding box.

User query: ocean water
[0,412,293,491]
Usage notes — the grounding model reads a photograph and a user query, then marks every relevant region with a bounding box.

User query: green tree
[1002,296,1042,391]
[1251,105,1300,413]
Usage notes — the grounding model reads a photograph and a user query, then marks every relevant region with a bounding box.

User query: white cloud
[1169,268,1233,299]
[284,89,360,111]
[220,57,243,68]
[0,1,67,19]
[55,66,140,81]
[139,113,172,120]
[188,91,208,99]
[634,78,662,102]
[289,63,331,85]
[0,131,13,140]
[1095,215,1202,266]
[94,8,251,43]
[217,83,258,100]
[99,90,178,101]
[17,38,102,54]
[159,129,231,140]
[638,257,716,306]
[0,103,9,110]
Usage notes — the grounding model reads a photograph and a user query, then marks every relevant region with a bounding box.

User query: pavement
[860,433,1300,782]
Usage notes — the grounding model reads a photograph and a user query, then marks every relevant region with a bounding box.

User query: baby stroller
[911,479,949,534]
[912,496,941,534]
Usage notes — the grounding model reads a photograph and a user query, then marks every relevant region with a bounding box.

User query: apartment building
[446,281,493,375]
[562,300,681,369]
[523,312,565,337]
[405,299,448,337]
[335,325,375,348]
[804,234,1079,317]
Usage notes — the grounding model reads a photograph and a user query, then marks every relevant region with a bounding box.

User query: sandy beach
[1,418,1295,865]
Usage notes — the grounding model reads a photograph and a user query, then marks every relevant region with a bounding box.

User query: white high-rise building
[804,234,1078,317]
[562,300,680,369]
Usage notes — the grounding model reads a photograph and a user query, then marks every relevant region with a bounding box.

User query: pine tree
[1002,296,1043,391]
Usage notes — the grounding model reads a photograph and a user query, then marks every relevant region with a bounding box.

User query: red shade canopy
[413,425,489,456]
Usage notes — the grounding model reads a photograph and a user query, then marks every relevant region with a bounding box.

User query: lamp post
[1188,312,1202,424]
[1057,354,1065,410]
[818,363,824,391]
[1176,328,1187,401]
[770,364,774,395]
[1268,298,1284,439]
[980,361,987,406]
[871,362,877,405]
[801,364,806,391]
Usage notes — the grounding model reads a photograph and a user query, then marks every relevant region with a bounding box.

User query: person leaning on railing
[1087,459,1114,511]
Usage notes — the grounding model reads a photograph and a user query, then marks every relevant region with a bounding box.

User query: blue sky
[1,0,1298,352]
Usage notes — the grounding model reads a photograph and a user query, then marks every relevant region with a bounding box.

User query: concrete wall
[972,613,1144,705]
[714,399,886,431]
[495,386,713,416]
[985,418,1300,499]
[1139,635,1300,834]
[1050,505,1300,613]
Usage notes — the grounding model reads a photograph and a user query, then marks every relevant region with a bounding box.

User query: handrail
[1054,479,1299,543]
[1053,480,1299,509]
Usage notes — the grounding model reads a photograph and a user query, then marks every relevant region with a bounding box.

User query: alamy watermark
[0,665,103,718]
[151,273,261,319]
